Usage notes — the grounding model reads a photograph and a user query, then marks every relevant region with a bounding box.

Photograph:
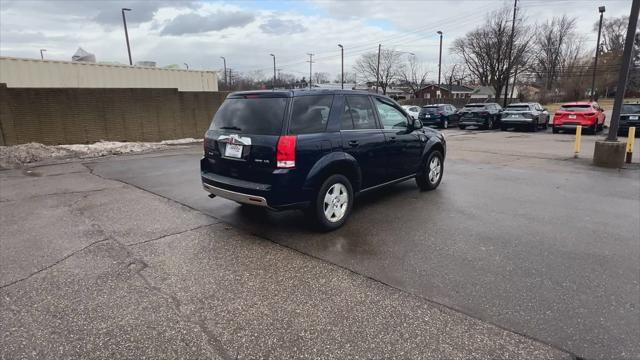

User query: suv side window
[290,95,334,134]
[375,98,408,130]
[341,96,378,130]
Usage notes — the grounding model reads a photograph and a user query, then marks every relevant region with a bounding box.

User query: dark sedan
[458,103,502,130]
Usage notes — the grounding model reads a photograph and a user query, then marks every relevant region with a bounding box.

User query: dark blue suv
[201,90,446,230]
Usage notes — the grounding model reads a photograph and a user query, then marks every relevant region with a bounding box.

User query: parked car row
[401,100,640,136]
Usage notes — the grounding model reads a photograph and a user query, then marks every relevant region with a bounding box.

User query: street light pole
[338,44,344,89]
[376,44,381,93]
[39,49,46,60]
[307,53,314,89]
[121,8,133,66]
[437,31,443,87]
[590,6,606,102]
[503,0,518,107]
[606,0,638,141]
[220,57,227,89]
[270,54,276,90]
[184,63,189,70]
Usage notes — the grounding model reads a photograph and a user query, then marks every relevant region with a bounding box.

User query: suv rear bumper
[200,158,310,210]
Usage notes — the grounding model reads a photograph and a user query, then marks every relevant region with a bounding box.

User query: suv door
[373,97,423,180]
[339,95,387,189]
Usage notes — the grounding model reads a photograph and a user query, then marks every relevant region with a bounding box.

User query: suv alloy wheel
[310,174,353,231]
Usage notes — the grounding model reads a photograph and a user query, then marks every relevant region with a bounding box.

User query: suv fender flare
[303,152,362,192]
[418,138,445,175]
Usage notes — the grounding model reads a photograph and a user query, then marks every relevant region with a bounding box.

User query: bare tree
[451,6,531,100]
[443,63,470,86]
[595,16,628,53]
[313,72,330,85]
[353,49,403,94]
[398,56,429,95]
[531,16,579,91]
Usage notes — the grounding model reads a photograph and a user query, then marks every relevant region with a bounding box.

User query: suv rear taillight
[277,135,297,169]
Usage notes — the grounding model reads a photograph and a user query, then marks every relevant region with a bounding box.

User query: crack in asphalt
[0,237,111,290]
[0,187,122,203]
[125,223,219,247]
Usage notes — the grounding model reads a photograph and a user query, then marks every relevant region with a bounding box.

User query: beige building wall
[0,57,218,92]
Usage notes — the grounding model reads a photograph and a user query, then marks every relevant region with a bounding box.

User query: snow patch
[0,138,200,169]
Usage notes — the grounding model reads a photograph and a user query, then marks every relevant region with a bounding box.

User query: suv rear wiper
[219,126,242,131]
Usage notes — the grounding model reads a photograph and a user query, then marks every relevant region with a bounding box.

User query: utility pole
[220,57,227,88]
[437,31,443,87]
[606,0,638,141]
[591,6,606,102]
[270,54,276,90]
[338,44,344,89]
[502,0,518,107]
[307,53,314,89]
[39,49,46,60]
[121,8,133,66]
[376,44,381,93]
[184,63,189,70]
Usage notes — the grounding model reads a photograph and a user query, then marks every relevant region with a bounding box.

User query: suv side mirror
[413,119,423,129]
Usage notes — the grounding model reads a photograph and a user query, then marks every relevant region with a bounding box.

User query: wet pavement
[86,129,640,360]
[1,155,573,359]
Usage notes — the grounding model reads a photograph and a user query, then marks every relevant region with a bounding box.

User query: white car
[402,105,420,120]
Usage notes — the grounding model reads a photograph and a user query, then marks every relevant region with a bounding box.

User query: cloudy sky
[0,0,633,81]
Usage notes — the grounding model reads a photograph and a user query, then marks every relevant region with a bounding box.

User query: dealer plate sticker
[224,144,243,158]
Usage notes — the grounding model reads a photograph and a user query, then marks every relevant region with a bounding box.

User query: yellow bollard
[626,126,636,164]
[574,125,582,158]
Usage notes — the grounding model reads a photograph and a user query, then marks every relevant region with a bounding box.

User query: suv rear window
[560,104,591,111]
[422,106,444,114]
[290,95,334,134]
[622,104,640,114]
[506,105,530,111]
[210,98,288,135]
[464,104,486,109]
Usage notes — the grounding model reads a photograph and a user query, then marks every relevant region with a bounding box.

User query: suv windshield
[505,105,530,111]
[209,98,288,135]
[622,104,640,114]
[560,104,592,111]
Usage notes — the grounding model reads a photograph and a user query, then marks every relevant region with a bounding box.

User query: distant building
[0,57,217,92]
[414,84,473,99]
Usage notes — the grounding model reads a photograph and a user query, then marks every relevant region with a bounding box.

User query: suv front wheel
[310,174,353,231]
[416,150,444,191]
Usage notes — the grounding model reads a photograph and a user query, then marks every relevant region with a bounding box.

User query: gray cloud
[260,18,306,35]
[160,11,254,36]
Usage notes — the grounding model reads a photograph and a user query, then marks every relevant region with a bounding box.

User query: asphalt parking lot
[2,128,638,359]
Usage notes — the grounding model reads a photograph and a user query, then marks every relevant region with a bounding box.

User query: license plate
[425,115,431,118]
[630,115,639,120]
[224,144,243,158]
[569,114,576,119]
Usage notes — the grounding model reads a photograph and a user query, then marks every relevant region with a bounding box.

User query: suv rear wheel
[310,174,353,231]
[416,150,444,191]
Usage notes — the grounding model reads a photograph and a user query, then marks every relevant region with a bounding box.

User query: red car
[552,101,606,134]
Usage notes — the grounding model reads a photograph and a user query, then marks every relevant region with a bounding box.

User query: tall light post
[338,44,344,89]
[121,8,133,65]
[502,0,518,107]
[307,53,314,89]
[437,31,443,88]
[183,63,189,70]
[220,57,227,89]
[376,44,381,93]
[590,6,606,102]
[270,54,276,89]
[39,49,46,60]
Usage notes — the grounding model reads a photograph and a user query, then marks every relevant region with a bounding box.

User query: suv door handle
[348,140,359,147]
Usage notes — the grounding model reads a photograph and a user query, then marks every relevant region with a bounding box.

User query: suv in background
[618,103,640,136]
[458,103,502,130]
[402,105,420,120]
[552,102,606,134]
[201,90,446,231]
[500,103,550,132]
[418,104,460,129]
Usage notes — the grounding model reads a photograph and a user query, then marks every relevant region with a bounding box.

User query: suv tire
[416,150,444,191]
[459,124,466,130]
[310,174,353,231]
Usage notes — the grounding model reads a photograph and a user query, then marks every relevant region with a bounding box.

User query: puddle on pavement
[22,169,43,177]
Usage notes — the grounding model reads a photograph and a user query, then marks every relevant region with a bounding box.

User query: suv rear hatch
[554,104,595,125]
[460,104,488,119]
[203,93,289,184]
